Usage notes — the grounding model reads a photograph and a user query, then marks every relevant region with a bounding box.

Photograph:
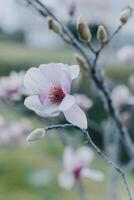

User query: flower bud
[77,16,91,43]
[74,53,89,73]
[47,16,63,34]
[26,128,45,142]
[97,25,107,43]
[120,7,132,24]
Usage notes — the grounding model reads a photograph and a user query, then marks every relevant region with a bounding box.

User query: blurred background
[0,0,134,199]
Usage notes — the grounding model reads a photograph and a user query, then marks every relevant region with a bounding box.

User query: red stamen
[49,86,65,104]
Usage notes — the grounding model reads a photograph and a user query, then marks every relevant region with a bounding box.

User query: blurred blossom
[0,116,33,147]
[58,146,104,189]
[24,63,87,129]
[74,94,93,111]
[0,71,25,101]
[117,46,134,65]
[111,85,134,109]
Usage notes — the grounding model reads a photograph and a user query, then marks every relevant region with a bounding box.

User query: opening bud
[97,25,107,44]
[74,53,89,73]
[47,16,63,35]
[26,128,45,142]
[77,16,91,43]
[120,7,132,24]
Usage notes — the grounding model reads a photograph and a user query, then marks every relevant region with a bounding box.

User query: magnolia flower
[58,146,104,189]
[0,71,25,101]
[117,46,134,65]
[111,85,134,109]
[74,94,93,111]
[24,63,87,129]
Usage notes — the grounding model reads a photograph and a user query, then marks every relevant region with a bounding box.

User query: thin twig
[45,123,133,200]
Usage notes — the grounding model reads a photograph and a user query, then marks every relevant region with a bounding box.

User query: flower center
[73,166,83,179]
[49,86,65,104]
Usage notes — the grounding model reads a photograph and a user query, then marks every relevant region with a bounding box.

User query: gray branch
[45,123,133,200]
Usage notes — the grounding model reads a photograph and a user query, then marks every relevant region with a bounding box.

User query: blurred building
[0,0,134,48]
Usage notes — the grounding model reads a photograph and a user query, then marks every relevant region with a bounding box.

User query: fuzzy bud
[74,53,89,73]
[26,128,45,142]
[77,16,91,43]
[97,25,107,43]
[47,16,63,34]
[120,7,132,24]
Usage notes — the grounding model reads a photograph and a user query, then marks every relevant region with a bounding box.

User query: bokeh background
[0,0,134,199]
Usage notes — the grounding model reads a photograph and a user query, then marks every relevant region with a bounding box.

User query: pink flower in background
[0,116,33,147]
[117,46,134,65]
[24,63,87,129]
[74,94,93,111]
[67,0,76,16]
[58,146,104,189]
[0,71,25,101]
[111,85,134,109]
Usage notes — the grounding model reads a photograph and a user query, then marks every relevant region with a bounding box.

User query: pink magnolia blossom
[58,146,104,189]
[24,63,87,129]
[0,71,25,101]
[117,46,134,65]
[111,85,134,109]
[74,94,93,111]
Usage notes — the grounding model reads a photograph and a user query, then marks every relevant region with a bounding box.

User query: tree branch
[23,0,134,159]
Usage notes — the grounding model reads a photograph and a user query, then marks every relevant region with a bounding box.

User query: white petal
[39,63,62,86]
[63,147,75,171]
[24,95,44,111]
[76,147,94,167]
[63,104,87,129]
[69,65,80,79]
[58,171,75,189]
[61,70,72,94]
[59,95,75,111]
[24,67,52,94]
[24,96,60,117]
[81,168,104,181]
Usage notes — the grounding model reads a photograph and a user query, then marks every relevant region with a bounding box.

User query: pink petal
[69,65,80,79]
[63,147,75,171]
[24,95,59,117]
[59,95,75,111]
[24,95,44,111]
[24,67,52,95]
[61,70,72,94]
[58,171,75,189]
[81,168,104,181]
[75,147,94,167]
[63,104,87,129]
[39,63,62,86]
